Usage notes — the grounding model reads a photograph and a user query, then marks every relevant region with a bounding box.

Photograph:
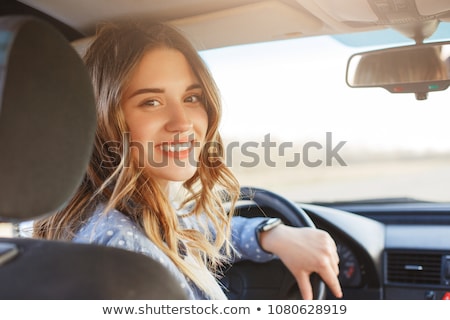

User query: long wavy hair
[33,20,240,299]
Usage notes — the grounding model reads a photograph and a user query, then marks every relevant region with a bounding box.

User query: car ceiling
[2,0,450,49]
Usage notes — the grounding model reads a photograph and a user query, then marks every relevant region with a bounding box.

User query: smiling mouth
[160,141,192,153]
[157,140,196,159]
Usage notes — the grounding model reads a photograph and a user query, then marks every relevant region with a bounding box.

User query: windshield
[200,23,450,204]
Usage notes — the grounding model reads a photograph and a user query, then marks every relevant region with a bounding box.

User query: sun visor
[171,1,323,50]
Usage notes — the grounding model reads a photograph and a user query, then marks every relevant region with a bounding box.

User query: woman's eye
[185,95,202,103]
[142,99,161,107]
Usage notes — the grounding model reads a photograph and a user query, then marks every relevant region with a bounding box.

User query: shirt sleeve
[230,216,276,263]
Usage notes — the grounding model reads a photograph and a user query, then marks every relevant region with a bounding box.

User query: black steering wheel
[220,186,326,300]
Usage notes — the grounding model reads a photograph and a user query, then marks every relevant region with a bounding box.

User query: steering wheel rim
[221,186,326,300]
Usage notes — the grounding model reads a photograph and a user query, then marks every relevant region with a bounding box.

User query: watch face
[261,218,282,232]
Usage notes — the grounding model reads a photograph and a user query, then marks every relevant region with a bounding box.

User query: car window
[200,23,450,203]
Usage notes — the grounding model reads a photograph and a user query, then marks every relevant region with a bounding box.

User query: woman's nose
[164,102,193,133]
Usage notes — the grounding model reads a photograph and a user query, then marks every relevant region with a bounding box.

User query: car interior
[1,0,450,300]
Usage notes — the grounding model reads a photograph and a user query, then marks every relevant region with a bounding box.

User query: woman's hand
[260,224,343,300]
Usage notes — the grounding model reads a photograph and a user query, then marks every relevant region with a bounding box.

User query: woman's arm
[229,216,275,262]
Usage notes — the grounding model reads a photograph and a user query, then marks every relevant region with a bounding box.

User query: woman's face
[121,48,208,189]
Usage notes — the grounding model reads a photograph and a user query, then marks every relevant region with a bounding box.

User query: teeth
[161,142,191,152]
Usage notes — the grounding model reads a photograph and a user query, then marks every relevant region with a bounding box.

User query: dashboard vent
[387,252,442,285]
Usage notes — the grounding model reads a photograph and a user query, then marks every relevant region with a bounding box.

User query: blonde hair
[33,20,240,299]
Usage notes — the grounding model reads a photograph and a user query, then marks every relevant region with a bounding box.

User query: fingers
[296,272,313,300]
[327,237,340,274]
[319,265,343,298]
[297,266,343,299]
[297,231,342,299]
[316,234,343,298]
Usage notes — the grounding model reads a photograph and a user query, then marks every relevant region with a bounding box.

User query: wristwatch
[256,217,283,246]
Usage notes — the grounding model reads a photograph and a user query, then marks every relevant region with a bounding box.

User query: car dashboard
[301,201,450,300]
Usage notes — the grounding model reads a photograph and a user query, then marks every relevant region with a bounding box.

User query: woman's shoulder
[73,206,196,299]
[73,206,149,253]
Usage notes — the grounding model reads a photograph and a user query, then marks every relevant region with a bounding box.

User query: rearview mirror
[346,41,450,100]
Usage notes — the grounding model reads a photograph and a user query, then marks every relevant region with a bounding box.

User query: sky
[199,34,450,154]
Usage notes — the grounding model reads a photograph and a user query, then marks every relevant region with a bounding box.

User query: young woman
[33,20,342,300]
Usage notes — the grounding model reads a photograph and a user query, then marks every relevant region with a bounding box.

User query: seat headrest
[0,16,96,221]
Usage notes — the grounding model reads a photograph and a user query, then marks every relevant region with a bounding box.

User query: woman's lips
[157,140,195,159]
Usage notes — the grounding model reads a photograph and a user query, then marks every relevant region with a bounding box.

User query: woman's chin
[147,166,198,184]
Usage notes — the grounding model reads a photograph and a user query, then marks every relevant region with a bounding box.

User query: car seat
[0,15,187,299]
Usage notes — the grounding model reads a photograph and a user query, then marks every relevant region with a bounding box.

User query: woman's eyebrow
[128,88,164,99]
[128,84,202,99]
[186,84,202,91]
